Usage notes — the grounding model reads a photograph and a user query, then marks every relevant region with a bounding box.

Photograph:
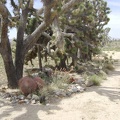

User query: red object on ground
[68,77,75,84]
[18,76,37,96]
[34,77,45,89]
[18,76,45,96]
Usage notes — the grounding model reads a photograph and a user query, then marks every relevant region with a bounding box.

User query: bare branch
[23,0,81,54]
[0,2,9,18]
[36,8,44,16]
[62,0,82,13]
[0,3,9,45]
[42,32,52,39]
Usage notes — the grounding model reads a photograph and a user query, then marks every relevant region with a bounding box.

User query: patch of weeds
[38,70,70,96]
[88,74,102,86]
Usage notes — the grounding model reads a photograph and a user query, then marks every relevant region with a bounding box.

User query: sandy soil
[0,51,120,120]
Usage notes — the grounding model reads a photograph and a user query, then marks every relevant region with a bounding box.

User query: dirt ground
[0,51,120,120]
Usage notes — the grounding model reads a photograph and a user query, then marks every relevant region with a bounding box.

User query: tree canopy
[0,0,110,88]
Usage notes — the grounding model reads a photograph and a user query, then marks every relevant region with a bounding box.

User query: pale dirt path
[0,51,120,120]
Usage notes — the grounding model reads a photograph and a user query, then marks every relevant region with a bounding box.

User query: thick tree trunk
[15,27,24,80]
[1,43,18,88]
[58,54,67,70]
[37,45,42,71]
[15,9,28,80]
[2,53,18,88]
[0,4,18,88]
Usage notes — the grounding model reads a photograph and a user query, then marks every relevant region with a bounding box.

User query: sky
[105,0,120,39]
[6,0,120,39]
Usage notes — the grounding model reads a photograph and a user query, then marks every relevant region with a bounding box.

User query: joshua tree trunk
[1,50,18,88]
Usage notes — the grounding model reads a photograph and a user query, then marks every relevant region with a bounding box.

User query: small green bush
[88,74,102,86]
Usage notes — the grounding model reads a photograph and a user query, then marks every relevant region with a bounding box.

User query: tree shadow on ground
[86,86,120,102]
[107,69,120,77]
[0,102,61,120]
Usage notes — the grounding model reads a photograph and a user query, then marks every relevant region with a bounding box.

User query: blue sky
[106,0,120,39]
[7,0,120,39]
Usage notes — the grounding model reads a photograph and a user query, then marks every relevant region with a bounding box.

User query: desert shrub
[38,70,70,96]
[88,74,102,86]
[97,70,107,80]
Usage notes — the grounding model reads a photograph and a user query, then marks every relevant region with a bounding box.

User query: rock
[74,79,85,85]
[18,100,26,104]
[4,93,11,98]
[31,100,36,104]
[81,84,86,90]
[39,96,46,104]
[24,99,30,104]
[69,85,78,93]
[76,86,84,92]
[32,94,39,101]
[66,91,72,96]
[72,87,78,93]
[17,95,25,100]
[46,103,50,106]
[86,80,94,87]
[26,94,32,99]
[11,99,18,104]
[54,89,66,97]
[6,97,11,101]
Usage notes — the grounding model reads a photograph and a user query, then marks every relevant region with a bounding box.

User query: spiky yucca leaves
[59,0,110,63]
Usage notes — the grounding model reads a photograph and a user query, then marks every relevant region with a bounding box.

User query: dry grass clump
[38,70,70,96]
[88,74,102,86]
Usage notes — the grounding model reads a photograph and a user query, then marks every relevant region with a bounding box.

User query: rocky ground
[0,51,120,120]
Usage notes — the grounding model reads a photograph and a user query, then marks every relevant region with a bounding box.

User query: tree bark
[0,3,18,88]
[1,48,18,88]
[15,9,28,80]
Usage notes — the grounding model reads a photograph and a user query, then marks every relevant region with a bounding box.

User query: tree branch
[23,0,81,54]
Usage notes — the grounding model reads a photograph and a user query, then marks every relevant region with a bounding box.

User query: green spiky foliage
[23,0,110,70]
[59,0,110,65]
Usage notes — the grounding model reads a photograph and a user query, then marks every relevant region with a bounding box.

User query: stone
[26,94,32,99]
[76,86,84,92]
[31,100,36,104]
[54,89,66,97]
[24,99,30,104]
[32,94,39,101]
[86,80,94,87]
[17,95,25,100]
[4,93,11,98]
[72,87,78,93]
[18,100,26,104]
[75,79,85,85]
[66,91,72,96]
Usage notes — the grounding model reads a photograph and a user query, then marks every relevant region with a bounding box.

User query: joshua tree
[0,0,81,88]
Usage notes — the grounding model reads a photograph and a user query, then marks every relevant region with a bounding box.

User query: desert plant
[88,74,102,86]
[38,70,70,97]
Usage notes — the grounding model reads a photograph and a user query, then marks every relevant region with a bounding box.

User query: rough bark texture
[0,0,81,88]
[15,9,28,80]
[0,3,18,88]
